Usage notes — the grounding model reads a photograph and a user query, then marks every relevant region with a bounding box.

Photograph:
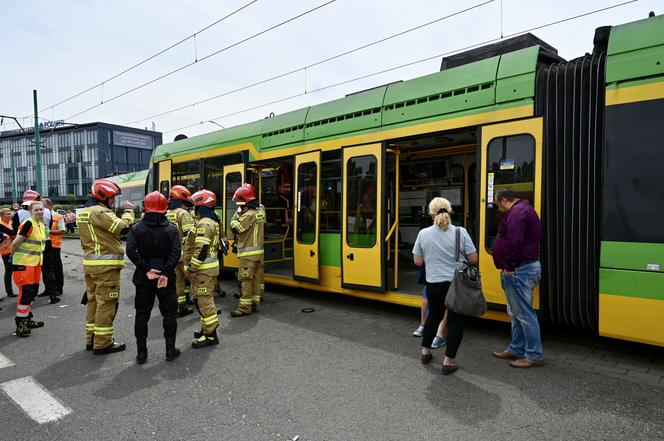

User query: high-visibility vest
[50,212,64,248]
[0,220,13,256]
[13,217,46,266]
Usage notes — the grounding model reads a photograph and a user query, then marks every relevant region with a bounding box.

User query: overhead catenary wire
[63,0,336,122]
[162,0,639,135]
[125,0,496,125]
[27,0,259,118]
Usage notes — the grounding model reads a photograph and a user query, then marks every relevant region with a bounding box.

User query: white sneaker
[431,335,446,349]
[413,325,424,337]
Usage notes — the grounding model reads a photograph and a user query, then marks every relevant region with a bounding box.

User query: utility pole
[33,90,43,194]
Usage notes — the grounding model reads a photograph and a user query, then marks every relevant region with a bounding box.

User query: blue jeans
[500,261,543,361]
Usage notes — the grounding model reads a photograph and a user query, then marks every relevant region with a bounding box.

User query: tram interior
[388,128,479,295]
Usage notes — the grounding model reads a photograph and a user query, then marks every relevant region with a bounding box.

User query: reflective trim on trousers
[94,326,113,335]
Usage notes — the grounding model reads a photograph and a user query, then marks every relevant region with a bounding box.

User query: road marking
[0,376,72,424]
[0,352,14,369]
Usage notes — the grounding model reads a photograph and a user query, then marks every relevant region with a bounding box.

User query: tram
[106,169,148,215]
[148,15,664,346]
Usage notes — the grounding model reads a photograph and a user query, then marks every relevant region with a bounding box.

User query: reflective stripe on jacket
[231,206,265,261]
[183,217,219,272]
[13,218,45,266]
[78,204,134,268]
[166,207,194,262]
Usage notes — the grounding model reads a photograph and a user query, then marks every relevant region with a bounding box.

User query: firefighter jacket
[78,202,134,269]
[0,220,14,256]
[13,217,46,267]
[230,205,265,262]
[183,216,220,274]
[166,207,194,262]
[49,212,64,248]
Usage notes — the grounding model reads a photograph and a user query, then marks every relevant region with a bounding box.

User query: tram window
[346,154,377,248]
[485,134,535,252]
[159,180,170,197]
[172,160,201,193]
[225,172,242,238]
[203,154,244,203]
[321,158,341,233]
[296,161,317,244]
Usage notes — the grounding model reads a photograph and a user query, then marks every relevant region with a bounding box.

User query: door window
[225,172,242,237]
[346,155,377,247]
[485,134,535,251]
[296,161,317,244]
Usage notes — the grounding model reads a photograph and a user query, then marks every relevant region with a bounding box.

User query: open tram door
[222,163,246,270]
[479,118,543,308]
[342,143,386,291]
[293,151,321,283]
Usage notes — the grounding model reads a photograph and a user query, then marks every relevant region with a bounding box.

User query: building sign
[39,120,65,129]
[113,130,153,149]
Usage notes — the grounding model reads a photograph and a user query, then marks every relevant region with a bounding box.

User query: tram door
[157,160,172,195]
[222,163,245,270]
[342,143,385,291]
[293,151,321,283]
[479,118,543,306]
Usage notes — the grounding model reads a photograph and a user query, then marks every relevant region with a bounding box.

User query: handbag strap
[455,226,460,263]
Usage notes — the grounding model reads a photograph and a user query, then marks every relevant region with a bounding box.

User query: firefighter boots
[177,303,194,317]
[94,340,127,355]
[192,331,219,349]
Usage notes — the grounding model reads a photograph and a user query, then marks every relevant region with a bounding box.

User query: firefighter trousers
[43,242,63,296]
[134,281,177,345]
[84,268,121,350]
[192,270,219,335]
[238,257,264,313]
[13,265,41,323]
[174,261,190,305]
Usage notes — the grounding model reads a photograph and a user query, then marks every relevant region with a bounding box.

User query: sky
[1,0,661,143]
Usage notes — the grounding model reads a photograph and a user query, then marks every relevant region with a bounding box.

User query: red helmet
[232,183,256,205]
[169,185,191,201]
[190,189,216,207]
[91,179,121,201]
[22,189,40,202]
[143,191,168,214]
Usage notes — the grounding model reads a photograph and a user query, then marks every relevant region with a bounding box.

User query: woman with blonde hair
[412,197,478,374]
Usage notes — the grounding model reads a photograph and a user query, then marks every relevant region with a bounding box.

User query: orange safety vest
[0,220,12,256]
[50,213,64,248]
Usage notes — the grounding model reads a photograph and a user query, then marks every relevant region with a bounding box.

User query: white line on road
[1,376,72,424]
[0,352,15,369]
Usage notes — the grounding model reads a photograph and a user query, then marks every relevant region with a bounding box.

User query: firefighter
[0,207,16,300]
[78,180,135,354]
[40,199,64,304]
[126,192,181,364]
[11,201,47,337]
[165,185,194,317]
[230,183,265,317]
[184,189,220,348]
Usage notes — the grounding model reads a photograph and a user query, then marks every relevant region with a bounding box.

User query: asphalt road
[0,239,663,440]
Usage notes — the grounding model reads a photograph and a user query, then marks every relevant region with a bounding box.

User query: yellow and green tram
[106,169,149,215]
[148,15,664,346]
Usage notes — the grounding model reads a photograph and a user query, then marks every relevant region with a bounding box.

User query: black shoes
[26,319,44,329]
[136,352,148,365]
[49,297,61,304]
[421,353,433,365]
[15,320,31,337]
[37,291,49,298]
[441,364,458,375]
[94,341,126,355]
[7,292,17,298]
[192,332,219,349]
[177,304,194,317]
[166,348,181,361]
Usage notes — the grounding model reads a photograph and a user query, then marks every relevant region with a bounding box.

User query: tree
[67,193,76,209]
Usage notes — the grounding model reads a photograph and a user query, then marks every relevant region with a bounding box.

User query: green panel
[319,233,340,266]
[600,268,664,300]
[606,15,664,83]
[305,87,385,140]
[495,46,539,104]
[260,108,308,149]
[600,241,664,272]
[106,169,149,185]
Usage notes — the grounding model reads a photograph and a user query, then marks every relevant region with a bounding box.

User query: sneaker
[413,325,424,337]
[431,336,446,349]
[26,319,45,329]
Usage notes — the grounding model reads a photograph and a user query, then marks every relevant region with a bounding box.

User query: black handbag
[445,227,487,317]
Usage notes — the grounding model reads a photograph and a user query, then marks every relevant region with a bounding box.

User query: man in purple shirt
[491,188,544,368]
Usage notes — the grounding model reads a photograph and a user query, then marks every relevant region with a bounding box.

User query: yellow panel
[605,81,664,106]
[599,294,664,347]
[479,118,543,308]
[293,151,321,281]
[222,163,245,270]
[158,160,171,186]
[342,143,383,288]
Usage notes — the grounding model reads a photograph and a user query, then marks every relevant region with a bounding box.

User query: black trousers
[134,282,178,344]
[43,244,63,295]
[423,281,465,359]
[2,253,13,295]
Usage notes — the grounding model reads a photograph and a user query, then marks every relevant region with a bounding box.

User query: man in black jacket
[126,191,181,364]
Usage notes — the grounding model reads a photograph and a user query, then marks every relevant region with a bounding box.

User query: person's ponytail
[429,197,453,231]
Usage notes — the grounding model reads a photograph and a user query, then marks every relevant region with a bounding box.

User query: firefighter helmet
[143,191,168,214]
[190,189,216,207]
[232,184,256,206]
[169,185,191,201]
[91,179,121,201]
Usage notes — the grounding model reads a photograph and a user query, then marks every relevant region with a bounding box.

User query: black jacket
[126,213,181,288]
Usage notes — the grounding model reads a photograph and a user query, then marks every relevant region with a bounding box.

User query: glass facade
[0,124,161,204]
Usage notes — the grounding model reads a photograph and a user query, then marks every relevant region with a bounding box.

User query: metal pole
[33,90,43,194]
[10,149,17,203]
